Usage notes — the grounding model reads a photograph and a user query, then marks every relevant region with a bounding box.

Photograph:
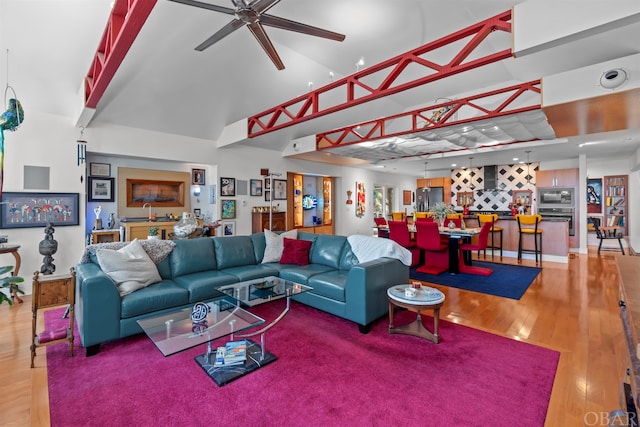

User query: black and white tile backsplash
[451,163,538,211]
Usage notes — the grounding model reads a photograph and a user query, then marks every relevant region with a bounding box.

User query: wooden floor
[0,249,631,426]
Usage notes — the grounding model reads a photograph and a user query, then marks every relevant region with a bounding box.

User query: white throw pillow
[96,239,162,296]
[262,229,298,263]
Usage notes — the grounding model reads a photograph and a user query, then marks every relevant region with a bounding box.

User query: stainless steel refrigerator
[415,187,444,212]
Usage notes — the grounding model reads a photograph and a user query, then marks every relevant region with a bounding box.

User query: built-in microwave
[537,187,575,207]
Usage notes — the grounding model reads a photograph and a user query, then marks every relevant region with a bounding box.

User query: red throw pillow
[279,238,312,266]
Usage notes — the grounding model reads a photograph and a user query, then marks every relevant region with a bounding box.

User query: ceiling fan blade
[195,19,245,51]
[246,22,285,70]
[249,0,282,14]
[166,0,235,15]
[260,14,345,42]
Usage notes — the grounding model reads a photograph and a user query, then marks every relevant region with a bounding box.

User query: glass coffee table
[138,276,311,386]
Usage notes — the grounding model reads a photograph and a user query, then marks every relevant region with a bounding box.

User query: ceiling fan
[167,0,346,70]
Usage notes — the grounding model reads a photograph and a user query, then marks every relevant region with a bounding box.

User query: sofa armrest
[345,257,410,325]
[75,263,122,348]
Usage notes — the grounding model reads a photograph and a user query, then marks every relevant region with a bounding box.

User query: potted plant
[430,202,455,227]
[147,226,160,240]
[0,265,24,306]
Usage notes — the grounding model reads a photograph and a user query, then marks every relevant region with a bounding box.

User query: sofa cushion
[169,238,216,277]
[280,238,312,265]
[121,280,189,319]
[96,239,162,296]
[279,264,335,284]
[250,232,267,264]
[262,229,298,263]
[307,270,349,302]
[214,236,258,269]
[309,235,347,269]
[220,264,280,282]
[173,271,238,303]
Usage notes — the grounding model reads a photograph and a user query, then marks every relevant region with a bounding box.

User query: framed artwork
[193,208,201,218]
[273,179,287,200]
[250,179,263,196]
[192,169,205,185]
[0,192,80,228]
[264,190,271,202]
[88,177,115,202]
[403,190,412,205]
[89,162,111,177]
[356,182,365,217]
[220,177,235,196]
[221,199,236,219]
[222,220,236,236]
[264,178,271,190]
[587,178,602,214]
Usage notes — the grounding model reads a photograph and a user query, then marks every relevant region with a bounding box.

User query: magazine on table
[214,340,247,366]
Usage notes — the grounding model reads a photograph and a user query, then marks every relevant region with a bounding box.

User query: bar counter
[462,215,569,262]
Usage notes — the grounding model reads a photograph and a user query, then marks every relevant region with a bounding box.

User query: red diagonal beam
[84,0,157,108]
[316,80,542,149]
[248,10,512,138]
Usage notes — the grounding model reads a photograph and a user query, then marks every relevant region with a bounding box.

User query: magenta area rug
[46,302,559,426]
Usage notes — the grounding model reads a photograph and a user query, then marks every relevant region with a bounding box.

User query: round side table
[387,284,445,344]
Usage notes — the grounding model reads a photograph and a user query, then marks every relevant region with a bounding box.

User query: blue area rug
[410,261,541,300]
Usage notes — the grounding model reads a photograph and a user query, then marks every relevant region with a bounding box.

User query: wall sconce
[193,186,201,196]
[77,126,87,166]
[346,190,353,204]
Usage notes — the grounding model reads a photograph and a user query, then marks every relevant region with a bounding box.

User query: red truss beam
[84,0,157,108]
[316,80,542,150]
[248,10,512,138]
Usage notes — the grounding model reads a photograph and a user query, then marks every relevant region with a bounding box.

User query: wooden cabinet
[31,269,76,368]
[91,229,121,244]
[604,175,628,235]
[456,192,474,207]
[536,168,578,187]
[252,212,286,233]
[124,221,176,241]
[288,173,334,233]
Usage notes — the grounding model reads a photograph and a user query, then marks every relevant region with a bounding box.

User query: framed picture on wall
[192,169,205,185]
[273,179,287,200]
[403,190,412,205]
[222,220,236,236]
[220,177,235,196]
[221,199,236,219]
[264,190,271,202]
[0,192,80,228]
[250,179,263,196]
[89,162,111,177]
[88,177,115,202]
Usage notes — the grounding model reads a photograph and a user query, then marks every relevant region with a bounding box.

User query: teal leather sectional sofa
[75,232,409,355]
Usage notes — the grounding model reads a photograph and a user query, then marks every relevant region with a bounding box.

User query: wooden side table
[0,244,22,303]
[30,268,76,368]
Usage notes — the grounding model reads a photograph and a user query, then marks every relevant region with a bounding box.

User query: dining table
[380,224,482,274]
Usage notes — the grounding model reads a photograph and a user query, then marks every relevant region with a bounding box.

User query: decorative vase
[173,212,198,238]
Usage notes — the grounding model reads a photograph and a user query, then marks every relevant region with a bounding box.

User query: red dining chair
[373,217,389,238]
[388,220,420,267]
[415,221,449,275]
[443,217,462,228]
[458,221,493,276]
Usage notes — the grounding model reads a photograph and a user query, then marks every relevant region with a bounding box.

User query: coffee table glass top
[137,297,265,357]
[218,276,311,307]
[387,284,445,305]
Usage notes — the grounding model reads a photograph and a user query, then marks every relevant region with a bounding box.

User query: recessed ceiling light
[451,164,456,167]
[513,157,519,161]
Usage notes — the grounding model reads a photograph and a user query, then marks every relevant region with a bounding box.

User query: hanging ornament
[77,126,87,165]
[1,49,25,198]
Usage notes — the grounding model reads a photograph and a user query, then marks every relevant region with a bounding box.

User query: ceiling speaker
[599,68,628,89]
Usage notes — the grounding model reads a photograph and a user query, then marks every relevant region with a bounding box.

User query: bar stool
[391,212,406,221]
[477,213,503,258]
[516,214,543,263]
